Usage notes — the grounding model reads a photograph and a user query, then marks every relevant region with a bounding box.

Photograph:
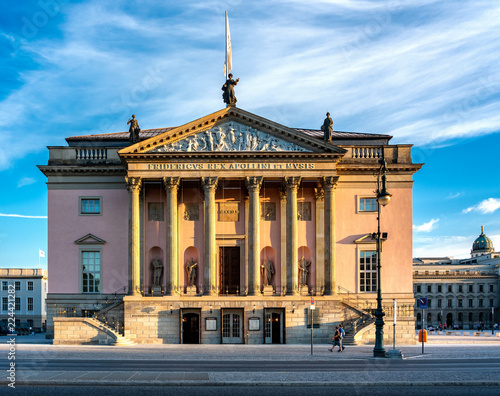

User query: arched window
[427,313,432,323]
[469,312,473,322]
[479,312,484,321]
[417,312,421,322]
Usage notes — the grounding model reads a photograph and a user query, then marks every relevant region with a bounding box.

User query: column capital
[201,177,218,193]
[285,176,301,191]
[163,177,180,193]
[322,176,339,191]
[125,176,142,193]
[314,186,325,202]
[245,176,263,192]
[279,188,287,202]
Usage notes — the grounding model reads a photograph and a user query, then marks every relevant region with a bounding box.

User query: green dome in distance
[471,226,494,253]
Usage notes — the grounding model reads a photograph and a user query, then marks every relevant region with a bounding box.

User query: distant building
[0,269,48,332]
[413,227,499,330]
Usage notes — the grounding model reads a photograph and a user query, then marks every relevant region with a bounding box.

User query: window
[27,281,34,291]
[80,197,102,215]
[490,299,494,307]
[1,281,7,291]
[27,319,34,328]
[2,297,7,312]
[479,285,484,293]
[437,299,442,308]
[490,285,494,292]
[359,251,377,292]
[458,285,463,293]
[468,284,473,293]
[15,297,21,311]
[15,281,20,291]
[437,285,442,293]
[427,299,432,308]
[416,285,421,293]
[427,285,432,293]
[468,299,473,308]
[458,312,463,321]
[447,299,453,308]
[27,297,34,311]
[427,313,431,322]
[82,251,101,293]
[479,299,483,308]
[447,285,452,293]
[458,299,463,308]
[469,312,473,322]
[359,197,377,212]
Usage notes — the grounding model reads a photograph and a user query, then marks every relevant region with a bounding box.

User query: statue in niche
[320,112,333,142]
[151,256,163,287]
[221,73,239,106]
[186,257,198,286]
[298,256,311,286]
[127,114,141,144]
[260,257,275,286]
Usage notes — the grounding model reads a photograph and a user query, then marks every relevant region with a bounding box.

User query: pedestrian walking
[338,323,346,351]
[329,326,342,352]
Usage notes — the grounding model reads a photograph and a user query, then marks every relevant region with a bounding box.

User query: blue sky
[1,0,499,269]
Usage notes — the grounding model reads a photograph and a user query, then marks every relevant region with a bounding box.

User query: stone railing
[351,146,382,159]
[47,146,121,165]
[0,268,46,277]
[339,145,414,164]
[76,147,108,161]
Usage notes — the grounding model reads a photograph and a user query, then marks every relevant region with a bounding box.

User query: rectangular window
[15,297,21,311]
[479,285,484,292]
[82,251,101,293]
[479,299,483,307]
[80,197,101,215]
[447,284,452,293]
[490,285,494,292]
[458,285,463,293]
[15,281,20,291]
[427,285,432,293]
[1,281,7,291]
[359,197,377,212]
[437,299,442,308]
[490,299,494,307]
[416,285,421,293]
[468,284,473,293]
[359,251,377,292]
[2,297,7,311]
[27,297,34,311]
[27,281,34,291]
[458,299,463,308]
[427,299,432,308]
[447,299,452,308]
[437,285,442,293]
[468,299,473,307]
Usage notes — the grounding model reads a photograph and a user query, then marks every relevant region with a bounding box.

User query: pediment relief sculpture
[149,122,312,153]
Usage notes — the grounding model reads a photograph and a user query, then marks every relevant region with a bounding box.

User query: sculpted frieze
[150,122,311,153]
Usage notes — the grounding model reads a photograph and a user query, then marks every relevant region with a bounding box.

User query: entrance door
[265,309,284,344]
[220,247,240,294]
[222,309,243,343]
[182,313,200,344]
[446,313,453,328]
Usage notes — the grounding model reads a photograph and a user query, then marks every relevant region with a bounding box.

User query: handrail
[337,285,373,312]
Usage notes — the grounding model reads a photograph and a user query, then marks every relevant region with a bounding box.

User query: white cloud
[17,177,36,187]
[446,192,461,200]
[463,198,500,214]
[413,218,439,233]
[413,235,470,258]
[0,213,47,219]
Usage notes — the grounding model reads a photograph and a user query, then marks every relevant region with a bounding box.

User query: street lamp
[373,158,391,358]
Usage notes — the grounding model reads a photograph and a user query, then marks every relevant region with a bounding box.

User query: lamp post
[373,158,391,358]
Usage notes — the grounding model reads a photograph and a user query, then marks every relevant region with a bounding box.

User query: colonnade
[126,175,339,297]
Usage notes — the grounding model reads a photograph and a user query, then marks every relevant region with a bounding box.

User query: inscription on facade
[219,202,240,222]
[146,162,315,171]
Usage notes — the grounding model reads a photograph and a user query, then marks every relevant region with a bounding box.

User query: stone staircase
[90,300,134,346]
[337,285,375,345]
[86,317,135,346]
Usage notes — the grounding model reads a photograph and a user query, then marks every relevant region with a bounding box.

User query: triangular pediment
[119,107,346,156]
[74,233,106,245]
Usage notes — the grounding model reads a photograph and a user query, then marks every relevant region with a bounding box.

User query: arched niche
[260,246,277,290]
[183,247,200,290]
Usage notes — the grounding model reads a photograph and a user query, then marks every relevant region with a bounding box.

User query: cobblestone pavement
[1,335,499,387]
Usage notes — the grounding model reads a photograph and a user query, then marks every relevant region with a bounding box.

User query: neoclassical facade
[413,227,499,330]
[40,107,421,344]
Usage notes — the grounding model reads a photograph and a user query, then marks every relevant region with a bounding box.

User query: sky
[0,0,499,269]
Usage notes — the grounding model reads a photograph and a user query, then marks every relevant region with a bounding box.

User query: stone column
[202,177,218,296]
[280,188,287,296]
[126,177,142,296]
[244,195,249,295]
[314,186,325,295]
[246,176,263,296]
[163,177,180,296]
[323,176,339,295]
[285,176,301,295]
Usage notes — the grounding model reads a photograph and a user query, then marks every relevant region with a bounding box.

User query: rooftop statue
[321,112,333,142]
[222,73,239,106]
[127,114,141,144]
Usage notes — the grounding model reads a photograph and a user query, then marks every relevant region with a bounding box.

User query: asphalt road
[10,385,500,396]
[5,357,500,372]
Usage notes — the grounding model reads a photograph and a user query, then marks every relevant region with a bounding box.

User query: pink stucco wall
[260,185,281,290]
[297,187,316,290]
[48,188,129,294]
